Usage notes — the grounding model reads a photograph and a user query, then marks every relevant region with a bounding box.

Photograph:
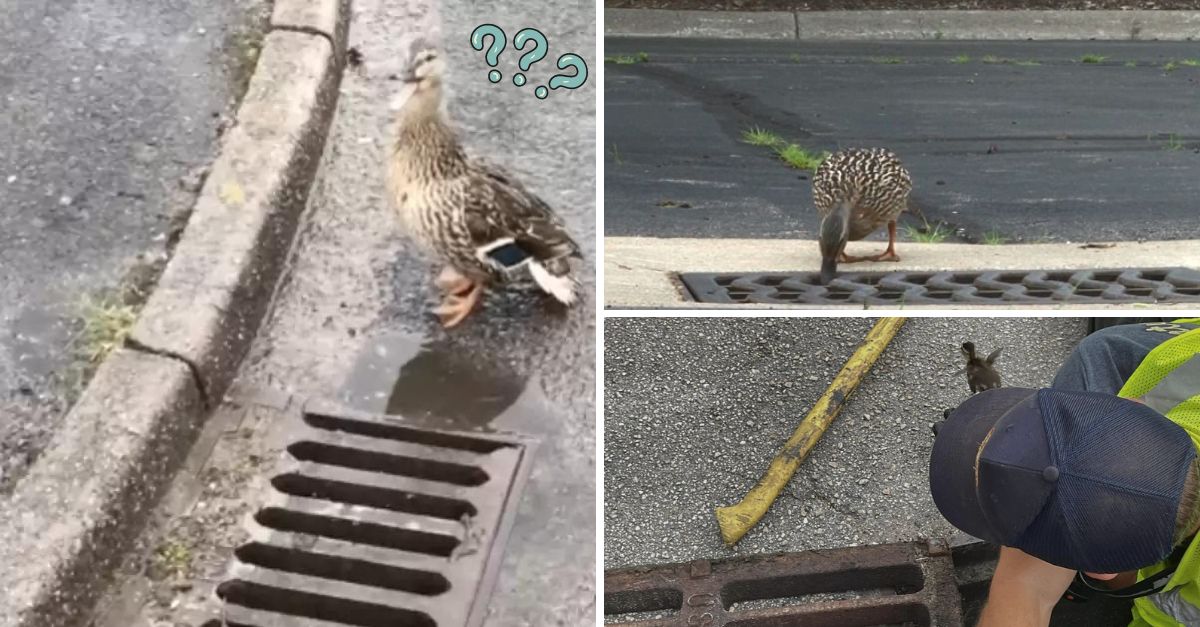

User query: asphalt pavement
[0,0,266,490]
[92,0,597,624]
[603,316,1087,568]
[605,38,1200,242]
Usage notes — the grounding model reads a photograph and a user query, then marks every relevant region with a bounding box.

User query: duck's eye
[424,54,435,62]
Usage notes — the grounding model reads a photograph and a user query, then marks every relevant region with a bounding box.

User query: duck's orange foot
[433,281,483,328]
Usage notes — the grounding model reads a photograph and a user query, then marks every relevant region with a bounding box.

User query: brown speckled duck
[386,39,582,328]
[812,148,912,284]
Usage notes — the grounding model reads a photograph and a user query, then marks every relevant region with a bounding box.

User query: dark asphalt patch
[605,38,1200,242]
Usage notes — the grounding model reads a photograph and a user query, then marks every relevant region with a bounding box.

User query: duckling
[386,39,583,328]
[812,148,912,284]
[958,341,1002,394]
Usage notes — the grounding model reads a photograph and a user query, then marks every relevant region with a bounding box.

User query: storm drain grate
[213,399,535,627]
[604,541,963,626]
[679,268,1200,305]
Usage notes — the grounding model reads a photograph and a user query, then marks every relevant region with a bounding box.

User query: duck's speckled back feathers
[812,148,911,236]
[463,160,581,263]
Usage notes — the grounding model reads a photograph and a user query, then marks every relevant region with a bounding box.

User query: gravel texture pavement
[603,316,1088,569]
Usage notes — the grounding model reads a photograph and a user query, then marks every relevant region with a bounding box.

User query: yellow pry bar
[714,316,908,546]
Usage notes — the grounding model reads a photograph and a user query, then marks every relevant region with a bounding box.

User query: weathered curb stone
[0,350,204,627]
[130,30,339,406]
[605,9,1200,41]
[272,0,351,52]
[606,8,795,39]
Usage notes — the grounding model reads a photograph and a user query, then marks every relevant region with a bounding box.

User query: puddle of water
[339,332,537,431]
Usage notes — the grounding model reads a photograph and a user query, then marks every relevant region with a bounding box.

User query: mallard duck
[957,341,1002,394]
[386,39,583,328]
[812,148,912,284]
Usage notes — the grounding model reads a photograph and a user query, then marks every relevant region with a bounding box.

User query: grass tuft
[155,540,193,578]
[1181,59,1200,67]
[982,231,1008,245]
[742,127,785,148]
[904,221,951,243]
[1164,61,1179,72]
[1080,54,1108,64]
[1165,134,1185,151]
[77,297,138,365]
[871,56,905,65]
[774,144,830,171]
[605,52,650,65]
[952,54,971,64]
[741,126,828,171]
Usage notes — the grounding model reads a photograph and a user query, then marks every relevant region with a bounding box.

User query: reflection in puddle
[340,332,531,431]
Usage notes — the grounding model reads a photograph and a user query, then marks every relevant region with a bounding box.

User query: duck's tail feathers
[530,260,578,306]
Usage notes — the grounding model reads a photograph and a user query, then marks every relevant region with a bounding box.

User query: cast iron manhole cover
[605,541,963,626]
[213,399,535,627]
[679,268,1200,305]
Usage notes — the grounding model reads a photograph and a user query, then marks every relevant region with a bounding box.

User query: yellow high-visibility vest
[1119,319,1200,627]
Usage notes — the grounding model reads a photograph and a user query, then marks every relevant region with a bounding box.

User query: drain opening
[606,543,961,627]
[271,473,477,520]
[216,580,436,627]
[680,268,1200,305]
[234,542,450,595]
[720,563,925,610]
[218,404,535,626]
[606,588,684,616]
[255,507,459,557]
[723,603,930,627]
[304,412,507,453]
[288,440,489,486]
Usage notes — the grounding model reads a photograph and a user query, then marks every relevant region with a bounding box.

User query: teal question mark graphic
[536,53,589,99]
[512,28,548,87]
[470,24,506,83]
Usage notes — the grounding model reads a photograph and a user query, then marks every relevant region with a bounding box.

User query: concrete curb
[0,0,348,624]
[605,9,1200,40]
[604,236,1200,309]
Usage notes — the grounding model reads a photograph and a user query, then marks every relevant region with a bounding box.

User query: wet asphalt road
[603,316,1087,570]
[605,38,1200,243]
[0,0,265,490]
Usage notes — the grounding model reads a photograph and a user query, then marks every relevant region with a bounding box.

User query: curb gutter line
[605,9,1200,41]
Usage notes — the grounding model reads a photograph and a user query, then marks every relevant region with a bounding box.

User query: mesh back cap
[931,387,1195,573]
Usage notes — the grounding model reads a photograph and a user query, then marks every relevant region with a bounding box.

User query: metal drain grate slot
[271,472,478,520]
[604,542,962,626]
[304,412,506,453]
[254,507,459,557]
[234,543,450,595]
[216,400,536,626]
[679,268,1200,305]
[287,440,490,485]
[217,578,436,627]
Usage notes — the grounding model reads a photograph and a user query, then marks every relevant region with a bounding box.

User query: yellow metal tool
[715,316,908,546]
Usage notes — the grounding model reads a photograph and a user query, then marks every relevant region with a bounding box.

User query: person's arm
[977,547,1076,627]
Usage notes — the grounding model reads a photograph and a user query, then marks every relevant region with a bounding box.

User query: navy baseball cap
[930,387,1196,574]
